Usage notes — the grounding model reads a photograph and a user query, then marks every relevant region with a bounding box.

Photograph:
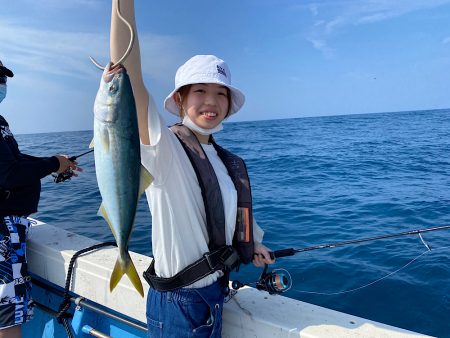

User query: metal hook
[89,0,135,70]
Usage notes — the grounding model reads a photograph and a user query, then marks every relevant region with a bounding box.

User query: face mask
[182,114,223,136]
[0,84,6,103]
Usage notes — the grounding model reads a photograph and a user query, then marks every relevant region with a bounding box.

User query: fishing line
[292,242,450,296]
[230,225,450,298]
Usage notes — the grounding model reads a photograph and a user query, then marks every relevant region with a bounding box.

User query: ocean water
[15,108,450,337]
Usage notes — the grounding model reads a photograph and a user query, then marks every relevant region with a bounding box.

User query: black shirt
[0,115,59,216]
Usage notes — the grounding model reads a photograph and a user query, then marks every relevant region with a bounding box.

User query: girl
[110,1,274,337]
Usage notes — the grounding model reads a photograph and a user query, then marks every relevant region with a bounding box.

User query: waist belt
[143,246,240,292]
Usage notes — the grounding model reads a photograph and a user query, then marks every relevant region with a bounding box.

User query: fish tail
[110,253,144,297]
[125,257,145,297]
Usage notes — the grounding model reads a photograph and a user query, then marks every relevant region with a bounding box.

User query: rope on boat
[55,241,117,338]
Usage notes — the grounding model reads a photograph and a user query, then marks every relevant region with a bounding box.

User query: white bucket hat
[164,55,245,116]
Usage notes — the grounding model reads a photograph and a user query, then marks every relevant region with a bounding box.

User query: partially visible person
[0,59,80,338]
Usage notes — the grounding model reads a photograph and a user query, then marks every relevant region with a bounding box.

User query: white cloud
[0,13,186,133]
[0,20,108,79]
[353,0,450,25]
[307,37,335,59]
[316,0,450,30]
[19,0,102,10]
[306,0,450,55]
[0,19,185,85]
[139,34,186,84]
[309,4,319,16]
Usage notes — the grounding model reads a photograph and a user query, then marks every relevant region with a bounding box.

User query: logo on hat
[216,65,227,77]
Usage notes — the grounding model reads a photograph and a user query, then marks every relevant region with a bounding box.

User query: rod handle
[269,248,296,260]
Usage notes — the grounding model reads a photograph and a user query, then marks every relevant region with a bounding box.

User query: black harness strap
[143,246,239,292]
[171,125,226,251]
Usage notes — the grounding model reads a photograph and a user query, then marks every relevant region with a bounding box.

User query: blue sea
[16,108,450,337]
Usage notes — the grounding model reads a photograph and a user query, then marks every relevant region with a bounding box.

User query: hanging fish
[90,63,152,297]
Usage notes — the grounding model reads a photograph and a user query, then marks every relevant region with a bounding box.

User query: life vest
[170,124,255,264]
[142,124,256,291]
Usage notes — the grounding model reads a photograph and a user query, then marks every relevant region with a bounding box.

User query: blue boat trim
[33,274,147,331]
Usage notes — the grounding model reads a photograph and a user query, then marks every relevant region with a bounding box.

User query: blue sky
[1,0,450,134]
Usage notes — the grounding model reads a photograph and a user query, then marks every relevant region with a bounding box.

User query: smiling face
[177,83,231,130]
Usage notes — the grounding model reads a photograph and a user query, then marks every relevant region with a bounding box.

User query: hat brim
[0,66,14,78]
[164,82,245,117]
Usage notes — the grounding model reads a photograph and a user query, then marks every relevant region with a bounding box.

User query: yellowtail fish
[90,63,152,297]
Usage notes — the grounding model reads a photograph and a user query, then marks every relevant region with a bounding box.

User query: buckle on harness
[220,247,240,271]
[203,247,240,271]
[203,251,215,270]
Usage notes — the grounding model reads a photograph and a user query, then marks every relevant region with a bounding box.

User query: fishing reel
[52,150,94,183]
[231,264,292,295]
[53,169,74,183]
[53,154,77,183]
[255,264,292,295]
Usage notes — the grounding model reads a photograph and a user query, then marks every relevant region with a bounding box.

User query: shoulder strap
[170,124,226,250]
[211,138,255,264]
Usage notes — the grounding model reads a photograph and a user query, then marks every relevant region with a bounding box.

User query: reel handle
[269,248,296,260]
[53,155,77,183]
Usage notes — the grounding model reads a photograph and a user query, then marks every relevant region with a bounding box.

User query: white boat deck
[27,220,434,338]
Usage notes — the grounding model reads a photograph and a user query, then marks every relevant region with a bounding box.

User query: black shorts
[0,216,33,329]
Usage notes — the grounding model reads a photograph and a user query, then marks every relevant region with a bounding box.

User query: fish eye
[109,84,118,93]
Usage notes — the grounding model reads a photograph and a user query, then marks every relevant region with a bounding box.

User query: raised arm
[110,0,150,145]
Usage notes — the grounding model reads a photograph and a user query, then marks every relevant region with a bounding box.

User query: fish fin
[98,203,117,239]
[99,128,110,153]
[125,256,144,297]
[110,259,124,292]
[138,165,154,196]
[89,138,95,149]
[110,254,144,297]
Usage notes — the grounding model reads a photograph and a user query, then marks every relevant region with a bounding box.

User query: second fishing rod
[230,224,450,296]
[268,224,450,259]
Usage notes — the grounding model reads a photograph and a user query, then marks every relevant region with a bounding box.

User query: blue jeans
[146,280,225,338]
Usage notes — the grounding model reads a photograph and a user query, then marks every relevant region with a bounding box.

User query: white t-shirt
[140,96,263,288]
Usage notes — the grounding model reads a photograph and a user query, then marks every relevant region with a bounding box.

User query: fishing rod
[268,224,450,259]
[53,149,94,183]
[67,149,94,162]
[230,224,450,296]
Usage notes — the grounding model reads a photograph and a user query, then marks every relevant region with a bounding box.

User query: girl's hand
[252,242,275,267]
